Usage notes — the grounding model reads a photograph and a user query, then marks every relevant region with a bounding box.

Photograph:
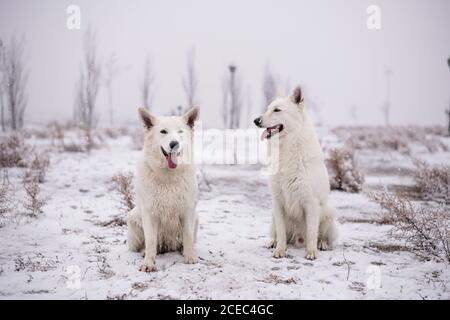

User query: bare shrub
[371,190,450,263]
[103,127,129,139]
[413,160,450,204]
[333,126,448,154]
[0,169,12,217]
[0,132,29,167]
[26,152,50,183]
[130,127,144,150]
[112,172,135,213]
[326,148,364,193]
[22,173,47,218]
[52,127,104,153]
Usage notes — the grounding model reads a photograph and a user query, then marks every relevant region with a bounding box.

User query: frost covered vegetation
[413,160,450,204]
[371,191,450,263]
[334,126,448,154]
[326,147,364,193]
[0,124,449,299]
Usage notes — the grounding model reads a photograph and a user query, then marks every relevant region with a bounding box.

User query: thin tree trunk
[0,94,5,132]
[108,84,113,126]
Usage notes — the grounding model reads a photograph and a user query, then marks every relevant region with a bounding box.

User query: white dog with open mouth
[127,107,199,272]
[254,86,337,260]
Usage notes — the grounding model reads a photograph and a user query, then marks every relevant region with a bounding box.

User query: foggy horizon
[1,0,450,128]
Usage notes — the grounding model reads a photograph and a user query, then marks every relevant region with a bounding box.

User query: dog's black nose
[253,117,262,127]
[169,140,179,150]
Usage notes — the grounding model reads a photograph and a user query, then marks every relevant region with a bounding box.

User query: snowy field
[0,126,449,300]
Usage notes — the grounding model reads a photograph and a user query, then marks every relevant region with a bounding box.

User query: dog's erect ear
[138,107,157,130]
[183,107,200,129]
[290,86,304,105]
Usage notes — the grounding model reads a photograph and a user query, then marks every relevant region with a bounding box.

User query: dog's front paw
[184,254,198,264]
[273,247,286,258]
[318,240,329,251]
[267,239,277,249]
[139,259,157,272]
[305,248,318,260]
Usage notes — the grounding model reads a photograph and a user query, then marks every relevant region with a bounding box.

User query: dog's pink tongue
[166,153,178,169]
[261,128,271,140]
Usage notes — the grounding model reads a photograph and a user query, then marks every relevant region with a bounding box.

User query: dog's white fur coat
[258,87,337,260]
[127,107,199,272]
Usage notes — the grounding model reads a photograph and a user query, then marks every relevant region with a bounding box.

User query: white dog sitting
[254,86,337,260]
[127,107,199,272]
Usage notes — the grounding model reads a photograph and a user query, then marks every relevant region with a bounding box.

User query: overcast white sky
[1,0,449,128]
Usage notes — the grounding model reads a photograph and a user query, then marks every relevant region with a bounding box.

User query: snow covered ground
[0,127,449,300]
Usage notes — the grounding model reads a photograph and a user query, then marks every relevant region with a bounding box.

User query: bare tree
[1,35,29,131]
[104,53,119,126]
[0,38,5,132]
[446,57,450,134]
[74,28,102,131]
[183,48,198,109]
[382,68,393,126]
[140,55,154,111]
[222,63,243,129]
[262,63,277,111]
[72,28,102,151]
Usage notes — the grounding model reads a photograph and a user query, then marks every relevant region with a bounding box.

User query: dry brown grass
[326,147,364,193]
[413,160,450,204]
[371,190,450,263]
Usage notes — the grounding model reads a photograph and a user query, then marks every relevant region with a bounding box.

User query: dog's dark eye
[178,130,183,134]
[274,108,281,112]
[160,129,168,134]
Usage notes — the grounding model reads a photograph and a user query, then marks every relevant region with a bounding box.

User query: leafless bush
[22,173,47,218]
[51,127,104,153]
[334,126,448,154]
[130,127,144,150]
[25,152,50,183]
[326,147,364,193]
[112,172,135,213]
[103,127,129,139]
[0,132,29,167]
[0,169,12,217]
[371,190,450,263]
[413,160,450,204]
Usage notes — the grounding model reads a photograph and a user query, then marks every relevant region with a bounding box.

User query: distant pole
[383,68,392,126]
[228,64,236,128]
